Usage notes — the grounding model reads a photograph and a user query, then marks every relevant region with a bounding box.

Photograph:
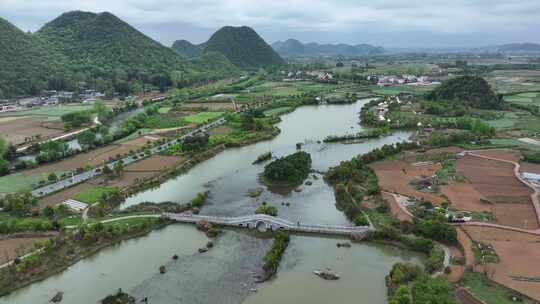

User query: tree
[0,158,9,176]
[390,285,412,304]
[43,206,55,219]
[113,161,124,178]
[1,190,37,216]
[103,165,114,181]
[47,172,58,182]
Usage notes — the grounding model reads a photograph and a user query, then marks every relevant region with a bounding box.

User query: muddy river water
[0,99,421,304]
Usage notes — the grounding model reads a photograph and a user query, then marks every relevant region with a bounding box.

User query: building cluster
[0,89,106,113]
[369,75,439,87]
[280,70,335,82]
[375,96,403,121]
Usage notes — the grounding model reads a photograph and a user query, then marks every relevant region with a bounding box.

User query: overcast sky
[1,0,539,48]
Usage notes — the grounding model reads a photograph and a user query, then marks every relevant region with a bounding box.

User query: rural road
[30,117,227,198]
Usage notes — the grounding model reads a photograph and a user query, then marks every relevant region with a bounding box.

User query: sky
[1,0,539,48]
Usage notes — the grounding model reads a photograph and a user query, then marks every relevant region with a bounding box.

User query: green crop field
[504,92,540,106]
[183,111,224,124]
[462,272,533,304]
[371,85,433,96]
[0,172,65,194]
[158,106,172,114]
[74,186,119,204]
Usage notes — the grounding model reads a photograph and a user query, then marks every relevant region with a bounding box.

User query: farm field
[456,155,532,203]
[486,70,540,94]
[104,155,184,188]
[462,226,540,301]
[0,172,63,195]
[183,111,224,124]
[181,102,234,111]
[20,136,159,177]
[0,236,56,264]
[504,92,540,106]
[370,84,434,95]
[0,116,65,145]
[370,159,445,204]
[38,182,94,207]
[73,186,119,204]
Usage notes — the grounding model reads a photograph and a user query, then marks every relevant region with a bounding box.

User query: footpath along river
[0,99,421,304]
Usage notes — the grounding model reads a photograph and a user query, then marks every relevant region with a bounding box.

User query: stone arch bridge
[163,213,371,237]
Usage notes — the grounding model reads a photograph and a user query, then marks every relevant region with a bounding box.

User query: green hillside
[172,39,202,58]
[204,26,285,70]
[37,11,190,77]
[189,52,240,78]
[0,11,240,98]
[0,18,65,98]
[426,76,503,109]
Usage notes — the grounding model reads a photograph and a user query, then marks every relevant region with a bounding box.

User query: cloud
[0,0,539,47]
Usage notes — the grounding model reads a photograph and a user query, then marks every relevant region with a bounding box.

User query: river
[0,99,419,304]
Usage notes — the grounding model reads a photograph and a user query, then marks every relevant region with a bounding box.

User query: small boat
[50,291,63,303]
[313,269,340,280]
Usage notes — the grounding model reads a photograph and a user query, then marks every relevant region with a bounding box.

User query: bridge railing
[163,213,370,232]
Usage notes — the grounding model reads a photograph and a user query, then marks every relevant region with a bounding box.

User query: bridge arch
[256,221,268,232]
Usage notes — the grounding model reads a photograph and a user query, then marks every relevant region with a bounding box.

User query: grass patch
[143,115,189,129]
[182,111,224,124]
[157,107,172,114]
[462,272,527,304]
[264,107,292,116]
[113,128,154,143]
[0,172,64,194]
[74,186,120,204]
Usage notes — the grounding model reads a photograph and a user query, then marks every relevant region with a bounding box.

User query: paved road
[31,117,227,198]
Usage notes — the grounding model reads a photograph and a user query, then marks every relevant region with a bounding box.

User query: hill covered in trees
[271,39,385,57]
[204,26,285,69]
[36,11,196,90]
[172,39,202,58]
[426,76,502,109]
[0,11,239,98]
[0,17,67,98]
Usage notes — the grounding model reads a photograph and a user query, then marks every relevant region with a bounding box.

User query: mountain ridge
[272,38,385,57]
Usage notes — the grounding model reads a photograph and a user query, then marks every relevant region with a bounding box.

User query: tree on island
[263,151,312,185]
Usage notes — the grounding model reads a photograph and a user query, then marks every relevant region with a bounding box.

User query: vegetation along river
[0,99,419,304]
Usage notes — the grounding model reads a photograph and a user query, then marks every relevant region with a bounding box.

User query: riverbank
[0,217,170,296]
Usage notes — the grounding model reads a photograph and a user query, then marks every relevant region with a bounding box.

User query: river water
[1,99,419,304]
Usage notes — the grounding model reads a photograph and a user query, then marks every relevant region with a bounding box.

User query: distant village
[280,69,440,87]
[0,86,107,113]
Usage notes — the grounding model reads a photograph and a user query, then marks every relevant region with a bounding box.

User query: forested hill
[36,11,190,76]
[426,76,502,109]
[204,26,285,69]
[0,17,66,98]
[0,11,240,99]
[172,39,202,58]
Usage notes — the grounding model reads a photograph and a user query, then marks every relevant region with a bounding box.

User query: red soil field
[461,226,540,301]
[370,160,445,204]
[456,155,532,202]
